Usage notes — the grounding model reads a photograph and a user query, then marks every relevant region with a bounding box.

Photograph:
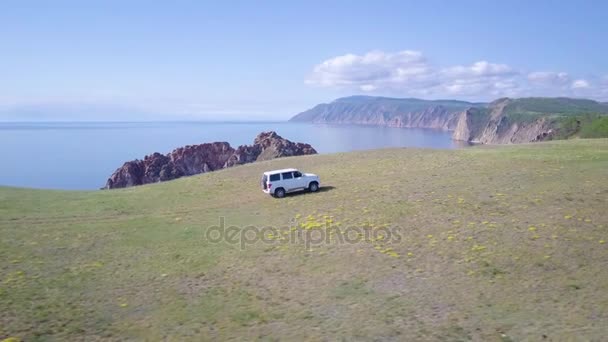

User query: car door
[292,171,306,189]
[269,173,281,193]
[281,172,295,191]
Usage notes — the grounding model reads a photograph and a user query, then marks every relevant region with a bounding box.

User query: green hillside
[502,97,608,123]
[1,140,608,341]
[503,97,608,116]
[332,95,479,111]
[290,96,479,122]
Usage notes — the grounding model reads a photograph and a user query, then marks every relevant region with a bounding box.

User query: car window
[282,172,293,179]
[293,171,302,178]
[269,174,280,182]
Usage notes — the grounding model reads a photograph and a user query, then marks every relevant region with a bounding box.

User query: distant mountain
[291,96,608,144]
[290,96,484,130]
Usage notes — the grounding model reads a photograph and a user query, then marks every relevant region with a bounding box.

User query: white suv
[261,168,320,198]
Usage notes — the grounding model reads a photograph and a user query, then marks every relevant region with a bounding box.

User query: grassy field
[1,139,607,341]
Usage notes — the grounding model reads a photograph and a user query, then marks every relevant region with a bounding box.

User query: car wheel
[309,182,319,192]
[275,188,286,198]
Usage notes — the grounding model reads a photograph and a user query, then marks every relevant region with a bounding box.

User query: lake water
[0,122,467,190]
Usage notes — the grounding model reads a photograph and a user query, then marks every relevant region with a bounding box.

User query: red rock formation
[169,142,235,176]
[253,131,317,161]
[104,131,317,189]
[224,144,262,168]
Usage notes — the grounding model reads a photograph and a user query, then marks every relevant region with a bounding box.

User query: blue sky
[1,0,607,120]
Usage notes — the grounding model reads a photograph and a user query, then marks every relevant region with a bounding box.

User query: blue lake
[0,122,467,190]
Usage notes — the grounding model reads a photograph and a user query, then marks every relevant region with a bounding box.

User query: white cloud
[360,84,377,92]
[527,71,570,85]
[306,50,608,101]
[306,50,432,89]
[571,79,590,89]
[443,61,515,78]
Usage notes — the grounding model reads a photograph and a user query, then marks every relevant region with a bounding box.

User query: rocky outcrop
[224,144,261,168]
[290,96,478,130]
[104,131,317,189]
[253,131,318,161]
[170,142,235,175]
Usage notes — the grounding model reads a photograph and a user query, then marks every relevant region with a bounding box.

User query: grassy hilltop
[1,140,608,341]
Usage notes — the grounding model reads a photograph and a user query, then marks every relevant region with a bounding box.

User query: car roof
[264,168,298,175]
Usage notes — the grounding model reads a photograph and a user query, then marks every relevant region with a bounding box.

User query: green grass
[581,116,608,138]
[1,140,608,341]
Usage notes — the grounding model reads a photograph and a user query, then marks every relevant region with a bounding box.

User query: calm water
[0,122,466,190]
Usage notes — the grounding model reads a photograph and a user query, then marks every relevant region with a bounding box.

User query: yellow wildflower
[471,245,486,252]
[1,338,21,342]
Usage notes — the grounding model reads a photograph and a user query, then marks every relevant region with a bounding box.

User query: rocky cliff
[451,107,553,144]
[451,97,608,144]
[104,131,317,189]
[290,96,479,130]
[293,95,608,144]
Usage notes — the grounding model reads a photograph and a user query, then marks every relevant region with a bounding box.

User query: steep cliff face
[452,108,484,142]
[452,98,556,144]
[290,96,477,130]
[104,131,317,189]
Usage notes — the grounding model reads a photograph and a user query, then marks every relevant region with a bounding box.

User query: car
[261,168,320,198]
